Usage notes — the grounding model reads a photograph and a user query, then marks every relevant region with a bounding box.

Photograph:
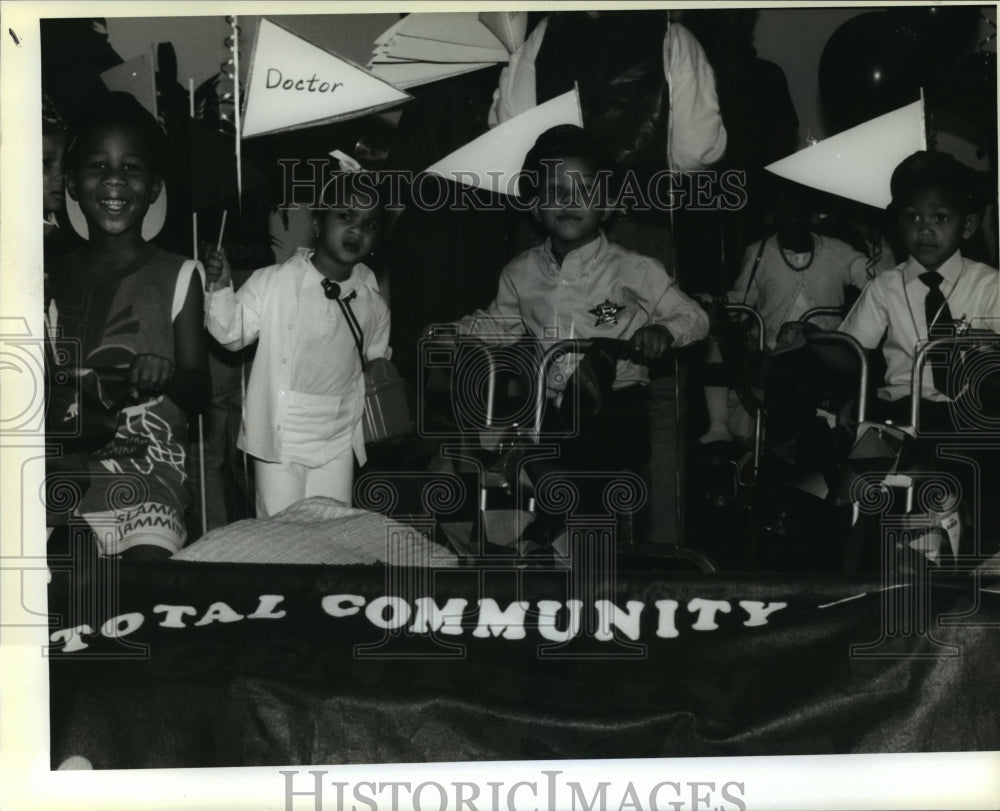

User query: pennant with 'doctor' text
[242,17,412,139]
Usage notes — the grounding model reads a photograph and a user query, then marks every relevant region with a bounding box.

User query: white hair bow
[329,149,363,173]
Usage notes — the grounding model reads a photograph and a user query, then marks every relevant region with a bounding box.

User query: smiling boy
[49,92,209,558]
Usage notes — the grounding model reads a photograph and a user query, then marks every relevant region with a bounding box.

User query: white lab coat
[206,249,390,467]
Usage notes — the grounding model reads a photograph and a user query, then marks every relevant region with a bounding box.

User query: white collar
[300,248,380,294]
[542,232,605,268]
[902,250,964,285]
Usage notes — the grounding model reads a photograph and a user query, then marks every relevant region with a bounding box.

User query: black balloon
[819,11,923,134]
[887,5,981,61]
[924,51,998,157]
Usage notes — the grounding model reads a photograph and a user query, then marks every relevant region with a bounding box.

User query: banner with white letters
[47,561,1000,768]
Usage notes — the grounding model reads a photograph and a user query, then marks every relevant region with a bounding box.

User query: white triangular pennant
[478,12,528,53]
[374,33,507,64]
[425,89,583,198]
[242,17,411,139]
[393,12,507,50]
[368,62,495,90]
[765,99,927,209]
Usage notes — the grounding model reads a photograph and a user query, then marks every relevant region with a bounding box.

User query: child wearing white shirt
[839,151,998,430]
[431,125,708,546]
[837,151,999,565]
[205,172,391,516]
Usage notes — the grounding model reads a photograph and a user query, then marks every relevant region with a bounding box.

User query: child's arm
[204,246,231,292]
[366,296,392,362]
[726,242,763,307]
[458,270,527,341]
[164,271,210,414]
[125,265,209,411]
[838,276,890,350]
[777,276,889,381]
[426,269,526,342]
[632,260,710,360]
[203,248,265,350]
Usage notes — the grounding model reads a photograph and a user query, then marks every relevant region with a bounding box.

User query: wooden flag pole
[216,210,228,251]
[189,77,209,538]
[230,16,242,207]
[189,78,199,261]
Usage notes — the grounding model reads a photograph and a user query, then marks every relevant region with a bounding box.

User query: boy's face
[898,186,977,273]
[42,131,66,215]
[66,123,162,239]
[532,156,609,253]
[315,191,382,269]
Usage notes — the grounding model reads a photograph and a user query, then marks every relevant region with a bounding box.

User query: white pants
[254,450,354,517]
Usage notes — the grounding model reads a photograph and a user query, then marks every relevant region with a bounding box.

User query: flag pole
[190,76,209,539]
[227,15,250,516]
[230,15,243,208]
[190,78,198,260]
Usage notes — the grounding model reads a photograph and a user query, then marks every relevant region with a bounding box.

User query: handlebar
[720,305,764,474]
[721,304,765,353]
[532,339,631,442]
[57,366,131,384]
[911,334,1000,430]
[801,330,869,424]
[799,306,846,326]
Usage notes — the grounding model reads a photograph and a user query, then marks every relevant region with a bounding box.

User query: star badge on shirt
[589,299,624,326]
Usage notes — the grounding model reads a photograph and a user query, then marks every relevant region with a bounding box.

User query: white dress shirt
[839,251,999,402]
[206,249,390,466]
[457,233,709,393]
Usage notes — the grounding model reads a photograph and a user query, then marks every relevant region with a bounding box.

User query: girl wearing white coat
[204,174,390,516]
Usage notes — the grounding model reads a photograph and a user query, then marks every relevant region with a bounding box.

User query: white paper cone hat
[242,17,412,139]
[425,88,583,197]
[764,98,927,209]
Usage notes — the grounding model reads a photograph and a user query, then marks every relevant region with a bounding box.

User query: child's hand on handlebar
[773,321,811,355]
[630,324,674,362]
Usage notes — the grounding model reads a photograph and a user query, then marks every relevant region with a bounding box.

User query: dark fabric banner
[48,559,1000,768]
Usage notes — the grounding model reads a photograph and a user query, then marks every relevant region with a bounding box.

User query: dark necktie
[918,271,953,395]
